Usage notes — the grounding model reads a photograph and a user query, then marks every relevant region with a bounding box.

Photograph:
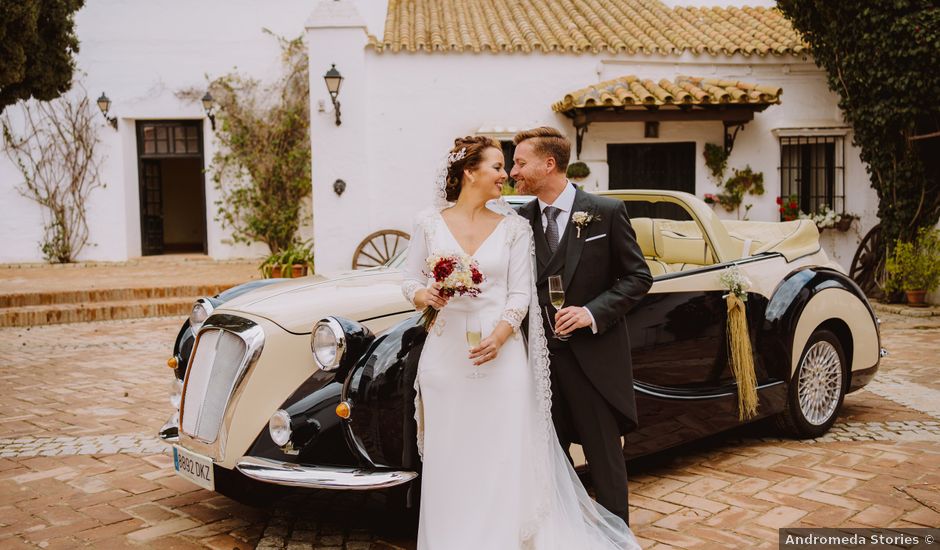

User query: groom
[512,127,653,525]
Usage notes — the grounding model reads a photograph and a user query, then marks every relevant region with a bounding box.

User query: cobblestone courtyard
[1,310,938,549]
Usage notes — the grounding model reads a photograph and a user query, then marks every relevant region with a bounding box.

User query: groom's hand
[554,306,593,336]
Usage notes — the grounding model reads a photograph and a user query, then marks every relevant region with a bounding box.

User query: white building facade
[0,0,314,263]
[1,0,886,292]
[307,0,879,277]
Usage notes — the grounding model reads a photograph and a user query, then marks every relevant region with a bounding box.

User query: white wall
[307,13,880,275]
[0,0,314,262]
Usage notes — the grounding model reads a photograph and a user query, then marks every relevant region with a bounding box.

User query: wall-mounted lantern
[333,179,346,196]
[96,92,118,130]
[323,64,343,126]
[201,92,217,131]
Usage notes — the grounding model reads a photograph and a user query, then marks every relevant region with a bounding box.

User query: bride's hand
[416,282,449,310]
[469,322,512,366]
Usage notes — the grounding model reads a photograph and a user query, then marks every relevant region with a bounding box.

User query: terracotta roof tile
[551,74,782,112]
[375,0,806,56]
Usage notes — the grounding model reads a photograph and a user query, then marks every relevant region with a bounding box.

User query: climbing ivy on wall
[778,0,940,252]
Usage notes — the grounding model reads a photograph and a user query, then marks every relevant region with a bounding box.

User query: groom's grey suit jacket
[519,186,653,433]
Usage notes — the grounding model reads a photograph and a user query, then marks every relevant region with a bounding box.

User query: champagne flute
[547,275,570,341]
[466,313,485,379]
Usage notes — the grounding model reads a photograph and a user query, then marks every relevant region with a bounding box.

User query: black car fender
[341,315,426,471]
[762,266,879,391]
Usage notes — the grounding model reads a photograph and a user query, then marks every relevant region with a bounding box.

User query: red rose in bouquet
[419,253,485,330]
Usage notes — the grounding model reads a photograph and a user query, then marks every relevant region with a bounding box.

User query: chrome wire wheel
[797,340,843,426]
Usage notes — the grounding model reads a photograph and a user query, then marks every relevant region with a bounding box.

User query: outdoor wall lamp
[96,92,118,130]
[201,92,217,131]
[333,179,346,196]
[323,64,343,126]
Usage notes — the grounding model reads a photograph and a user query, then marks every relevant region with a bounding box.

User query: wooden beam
[570,108,758,124]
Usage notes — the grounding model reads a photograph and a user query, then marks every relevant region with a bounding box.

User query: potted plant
[885,227,940,306]
[706,166,764,219]
[260,240,315,278]
[566,161,590,182]
[703,143,729,183]
[776,195,802,221]
[800,204,859,232]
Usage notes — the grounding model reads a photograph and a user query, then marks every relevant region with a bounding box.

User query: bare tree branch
[1,86,105,262]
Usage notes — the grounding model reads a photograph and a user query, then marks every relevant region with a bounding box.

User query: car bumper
[235,456,418,490]
[848,361,881,393]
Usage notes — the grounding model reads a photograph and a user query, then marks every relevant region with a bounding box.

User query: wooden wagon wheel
[352,229,410,269]
[849,224,885,298]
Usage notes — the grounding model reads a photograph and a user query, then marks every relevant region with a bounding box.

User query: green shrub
[885,227,940,292]
[260,240,314,278]
[566,161,590,179]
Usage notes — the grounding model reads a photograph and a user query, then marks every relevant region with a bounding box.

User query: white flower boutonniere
[571,211,600,238]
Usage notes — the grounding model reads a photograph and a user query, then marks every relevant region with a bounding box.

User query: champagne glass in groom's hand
[547,275,570,341]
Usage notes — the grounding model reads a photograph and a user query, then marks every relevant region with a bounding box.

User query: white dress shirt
[537,182,598,334]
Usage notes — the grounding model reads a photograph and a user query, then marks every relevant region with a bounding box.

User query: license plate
[173,446,215,491]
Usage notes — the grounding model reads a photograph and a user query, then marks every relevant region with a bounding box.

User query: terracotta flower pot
[834,217,854,232]
[291,264,308,278]
[905,290,927,307]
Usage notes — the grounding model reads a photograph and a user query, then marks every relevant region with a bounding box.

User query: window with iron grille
[778,135,845,217]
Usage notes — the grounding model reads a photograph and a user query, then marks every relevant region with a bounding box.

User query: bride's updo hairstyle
[444,135,500,202]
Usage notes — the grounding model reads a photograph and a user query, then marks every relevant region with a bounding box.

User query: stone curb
[872,302,940,318]
[0,257,261,269]
[0,284,233,308]
[0,297,194,327]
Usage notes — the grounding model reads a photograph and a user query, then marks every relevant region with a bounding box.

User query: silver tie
[544,206,561,254]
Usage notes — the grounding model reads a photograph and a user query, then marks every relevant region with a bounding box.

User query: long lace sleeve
[501,217,532,331]
[401,215,430,308]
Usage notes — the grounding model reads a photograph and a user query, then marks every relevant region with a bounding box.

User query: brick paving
[0,310,938,549]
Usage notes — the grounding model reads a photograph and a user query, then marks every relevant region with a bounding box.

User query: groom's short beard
[516,179,537,195]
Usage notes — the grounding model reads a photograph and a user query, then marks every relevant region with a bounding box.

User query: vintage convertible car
[160,190,884,505]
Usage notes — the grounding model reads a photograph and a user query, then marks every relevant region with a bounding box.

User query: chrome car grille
[180,315,264,445]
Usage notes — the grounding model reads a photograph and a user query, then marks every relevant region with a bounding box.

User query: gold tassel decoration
[726,293,758,421]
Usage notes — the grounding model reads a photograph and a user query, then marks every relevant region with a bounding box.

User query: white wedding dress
[402,202,641,550]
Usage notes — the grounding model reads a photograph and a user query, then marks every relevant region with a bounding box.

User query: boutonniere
[571,211,600,238]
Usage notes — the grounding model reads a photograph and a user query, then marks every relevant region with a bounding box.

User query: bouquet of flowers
[418,253,485,330]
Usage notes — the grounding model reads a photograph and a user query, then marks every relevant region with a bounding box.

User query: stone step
[0,285,229,309]
[0,296,195,327]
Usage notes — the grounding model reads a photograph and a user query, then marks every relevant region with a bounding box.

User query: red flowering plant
[418,253,485,330]
[777,195,802,221]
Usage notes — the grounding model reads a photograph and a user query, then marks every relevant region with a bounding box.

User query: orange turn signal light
[166,357,178,369]
[335,401,352,419]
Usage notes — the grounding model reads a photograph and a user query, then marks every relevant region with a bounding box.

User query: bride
[401,136,641,549]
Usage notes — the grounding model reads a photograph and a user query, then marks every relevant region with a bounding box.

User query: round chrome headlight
[268,409,292,447]
[311,317,346,371]
[190,298,214,331]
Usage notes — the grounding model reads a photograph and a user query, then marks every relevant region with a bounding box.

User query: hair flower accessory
[447,147,467,167]
[571,211,600,238]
